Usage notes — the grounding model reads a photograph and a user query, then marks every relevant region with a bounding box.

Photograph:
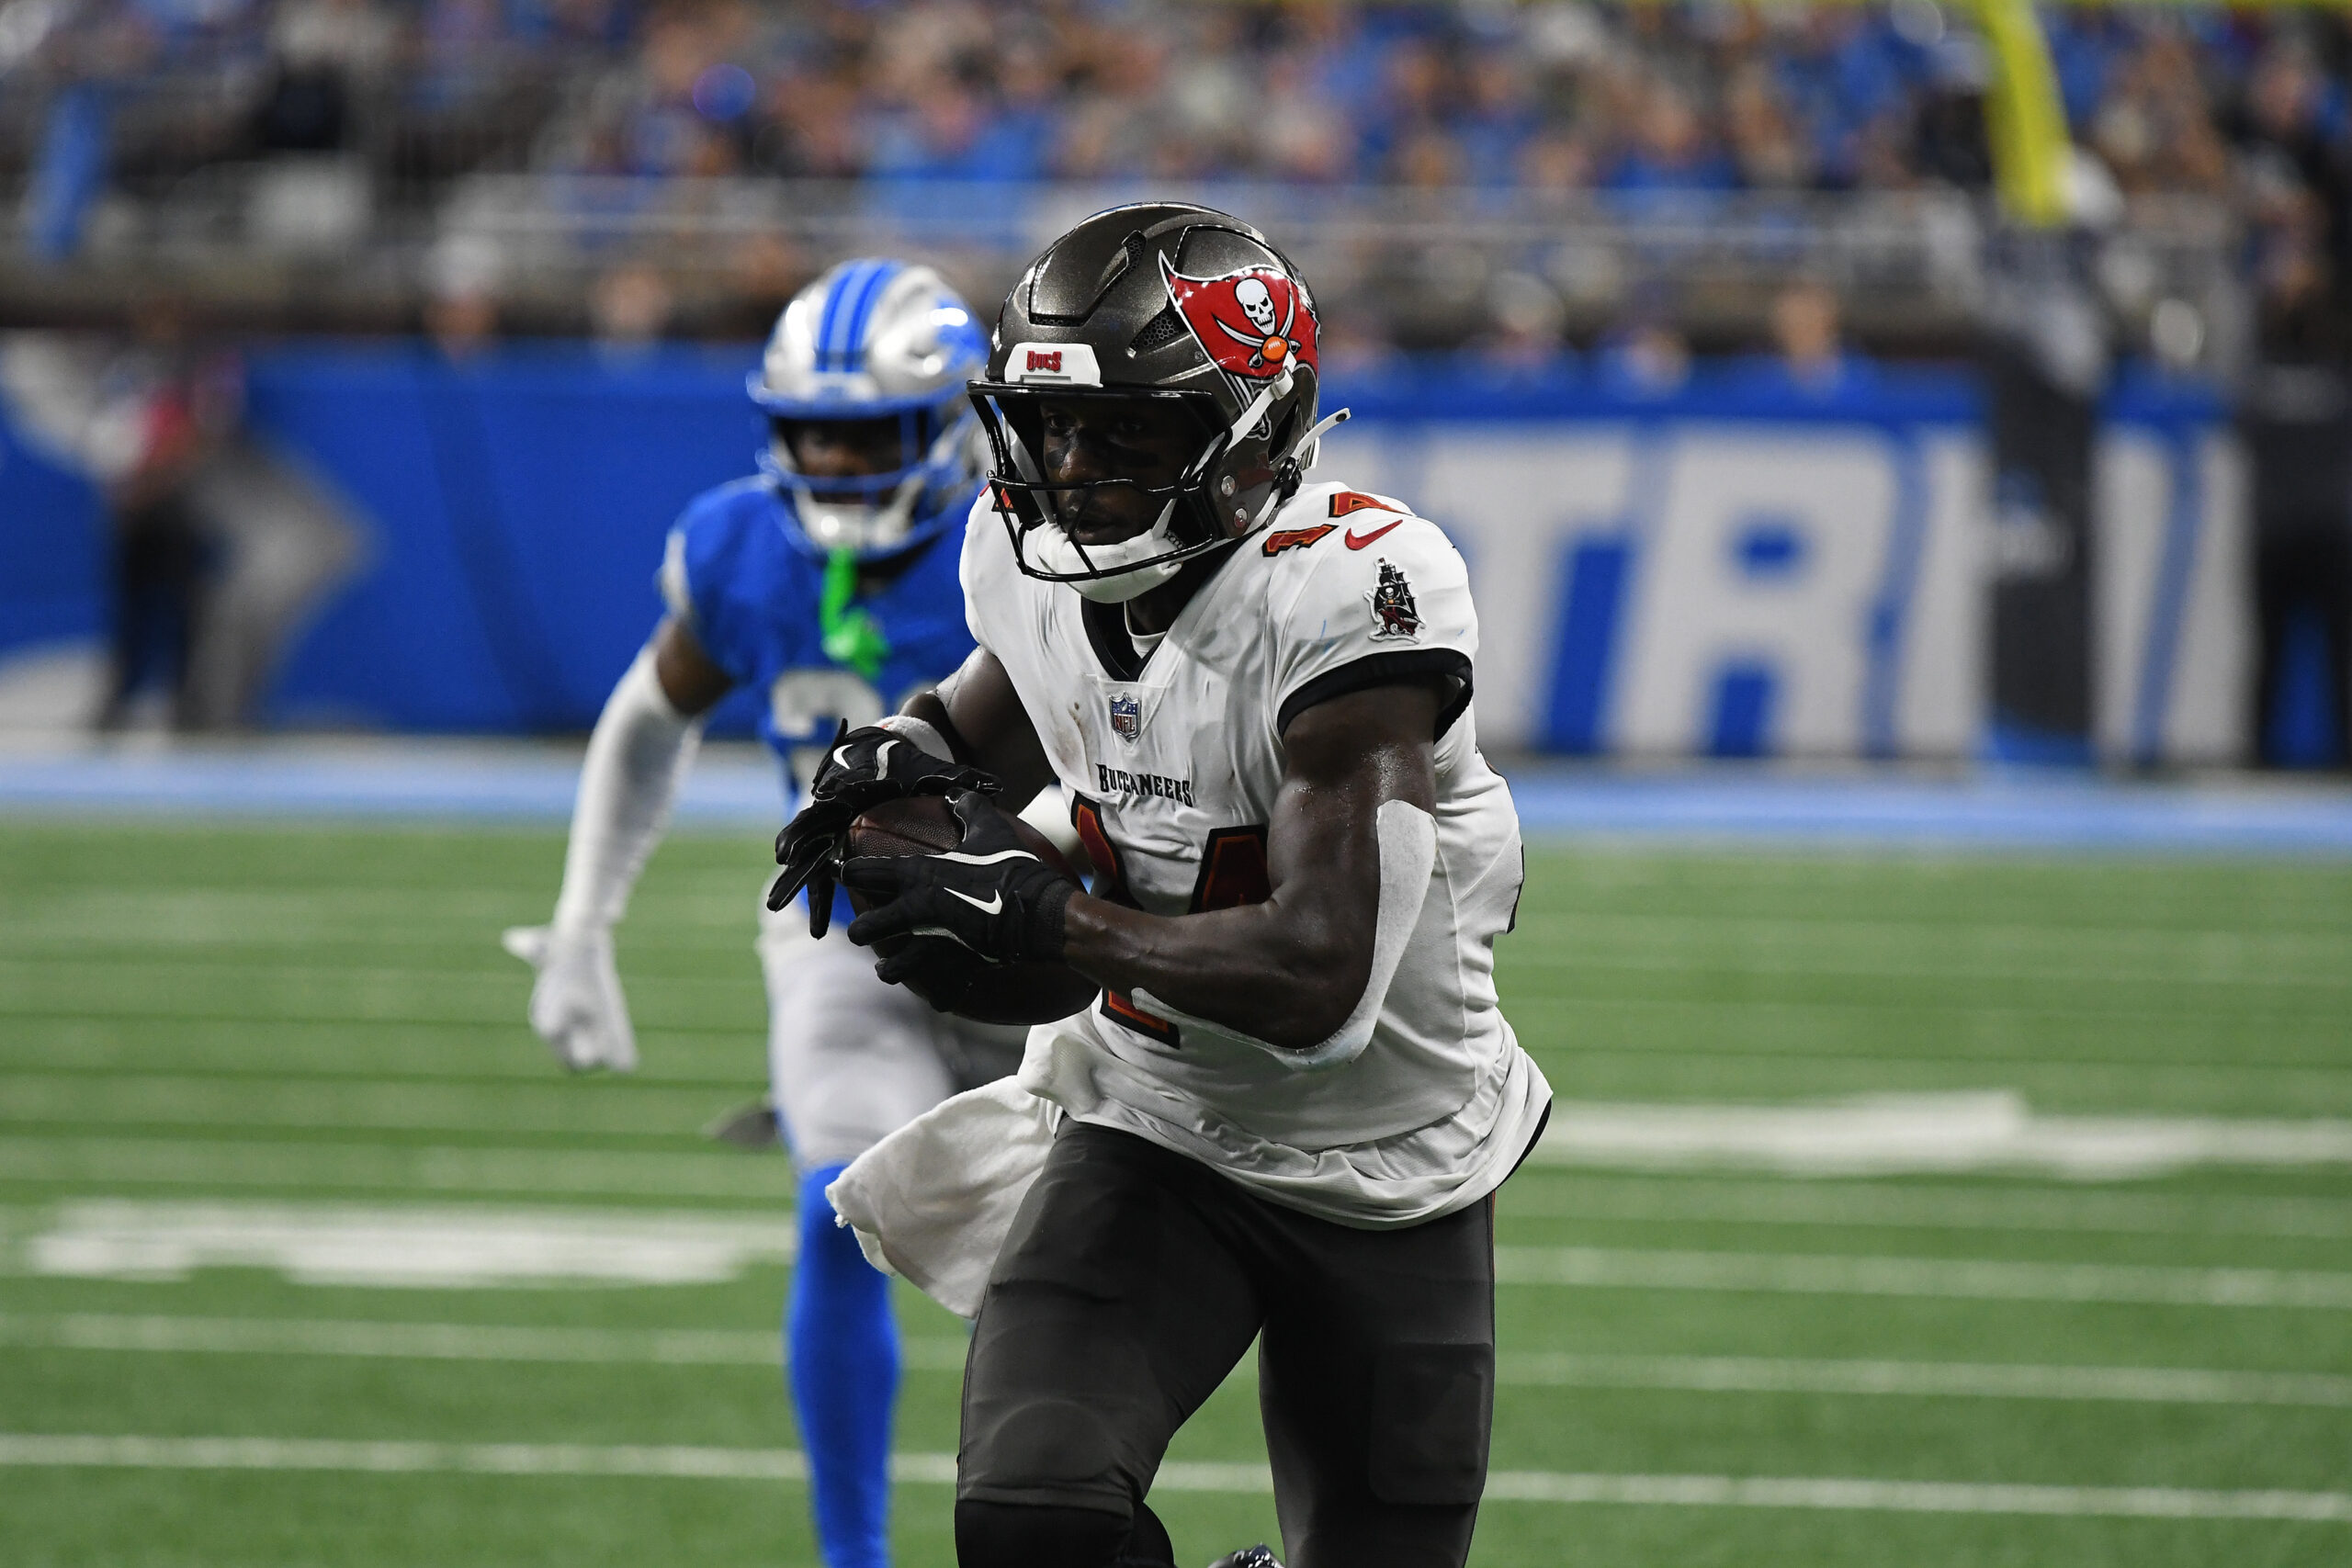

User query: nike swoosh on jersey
[1345,520,1405,549]
[947,888,1004,915]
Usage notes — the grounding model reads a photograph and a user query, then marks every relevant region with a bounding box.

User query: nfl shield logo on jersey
[1108,692,1143,743]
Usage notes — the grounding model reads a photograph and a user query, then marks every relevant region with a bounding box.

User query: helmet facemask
[970,367,1325,604]
[757,391,979,558]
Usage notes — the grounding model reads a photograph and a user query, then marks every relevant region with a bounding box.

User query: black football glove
[840,791,1075,966]
[768,720,998,934]
[866,935,989,1015]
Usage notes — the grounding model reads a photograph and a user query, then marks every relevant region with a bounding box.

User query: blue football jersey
[660,477,979,807]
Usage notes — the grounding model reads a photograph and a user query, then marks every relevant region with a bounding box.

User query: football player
[503,258,1017,1568]
[772,207,1553,1568]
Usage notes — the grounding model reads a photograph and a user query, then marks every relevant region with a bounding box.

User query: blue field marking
[2,745,2349,853]
[0,744,784,827]
[1505,767,2352,855]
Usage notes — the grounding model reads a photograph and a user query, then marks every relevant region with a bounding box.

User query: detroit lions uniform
[958,477,1549,1225]
[511,254,999,1568]
[660,475,1020,1165]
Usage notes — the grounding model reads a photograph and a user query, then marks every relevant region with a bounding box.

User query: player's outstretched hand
[500,924,639,1073]
[840,791,1075,966]
[768,720,999,934]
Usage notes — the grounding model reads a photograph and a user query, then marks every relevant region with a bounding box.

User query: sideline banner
[1320,361,2242,765]
[0,345,2243,763]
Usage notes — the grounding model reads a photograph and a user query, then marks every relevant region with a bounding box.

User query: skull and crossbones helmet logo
[1159,256,1317,381]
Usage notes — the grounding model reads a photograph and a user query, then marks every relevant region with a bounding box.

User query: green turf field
[3,819,2348,1567]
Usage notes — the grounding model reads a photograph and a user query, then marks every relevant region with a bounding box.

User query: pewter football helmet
[969,204,1348,602]
[750,258,989,559]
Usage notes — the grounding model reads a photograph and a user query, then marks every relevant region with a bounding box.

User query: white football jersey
[961,479,1552,1228]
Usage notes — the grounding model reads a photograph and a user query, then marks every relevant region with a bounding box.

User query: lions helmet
[750,259,989,559]
[969,204,1349,603]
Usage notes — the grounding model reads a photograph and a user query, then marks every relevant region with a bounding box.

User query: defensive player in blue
[503,258,1021,1568]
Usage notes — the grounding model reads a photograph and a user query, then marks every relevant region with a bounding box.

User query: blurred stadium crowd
[4,4,2349,763]
[6,0,2345,195]
[0,2,2341,355]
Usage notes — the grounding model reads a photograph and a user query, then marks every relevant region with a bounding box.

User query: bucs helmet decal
[1159,254,1319,386]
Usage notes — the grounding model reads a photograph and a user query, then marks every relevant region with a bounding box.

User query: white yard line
[15,1200,2352,1307]
[0,1435,2345,1522]
[1510,913,2352,987]
[1494,1247,2352,1309]
[18,1201,797,1288]
[1474,1472,2352,1522]
[1531,1093,2352,1179]
[0,1314,969,1371]
[13,1086,2352,1181]
[1501,1175,2352,1240]
[1498,1353,2352,1408]
[1505,939,2351,989]
[11,1314,2352,1408]
[0,1138,795,1202]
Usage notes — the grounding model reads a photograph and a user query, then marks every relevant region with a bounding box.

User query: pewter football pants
[955,1122,1496,1568]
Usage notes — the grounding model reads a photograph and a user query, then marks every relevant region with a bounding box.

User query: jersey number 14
[1069,796,1271,1048]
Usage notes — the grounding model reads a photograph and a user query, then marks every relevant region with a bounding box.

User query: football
[842,795,1099,1026]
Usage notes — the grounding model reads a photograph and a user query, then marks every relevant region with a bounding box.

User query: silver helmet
[749,258,989,558]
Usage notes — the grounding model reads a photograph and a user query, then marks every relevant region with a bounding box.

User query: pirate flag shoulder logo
[1107,692,1143,744]
[1159,254,1319,386]
[1366,558,1421,641]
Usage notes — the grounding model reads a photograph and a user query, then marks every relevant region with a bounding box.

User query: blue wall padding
[0,417,106,649]
[0,345,2233,740]
[249,344,765,730]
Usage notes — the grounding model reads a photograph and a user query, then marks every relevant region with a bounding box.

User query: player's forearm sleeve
[550,648,705,931]
[1132,798,1436,1072]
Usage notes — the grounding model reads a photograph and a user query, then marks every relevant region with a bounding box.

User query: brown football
[842,795,1099,1027]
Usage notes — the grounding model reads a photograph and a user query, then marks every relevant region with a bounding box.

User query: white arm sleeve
[1131,798,1436,1073]
[550,647,705,932]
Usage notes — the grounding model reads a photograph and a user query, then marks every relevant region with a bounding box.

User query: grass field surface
[2,818,2348,1567]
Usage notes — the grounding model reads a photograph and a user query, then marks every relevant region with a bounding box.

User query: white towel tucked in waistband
[824,1075,1061,1320]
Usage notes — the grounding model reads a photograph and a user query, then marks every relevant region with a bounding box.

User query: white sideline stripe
[19,1202,2352,1309]
[14,1314,2352,1409]
[1505,928,2352,987]
[1494,1247,2352,1310]
[0,1314,970,1372]
[1474,1472,2352,1522]
[20,1201,796,1288]
[2,1436,2346,1522]
[15,1085,2352,1183]
[1503,1176,2352,1240]
[0,1136,802,1201]
[1500,1353,2352,1408]
[8,1142,2351,1239]
[1532,1092,2352,1179]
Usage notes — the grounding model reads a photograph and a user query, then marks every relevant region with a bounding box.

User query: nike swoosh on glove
[501,924,639,1073]
[839,791,1075,966]
[768,719,999,934]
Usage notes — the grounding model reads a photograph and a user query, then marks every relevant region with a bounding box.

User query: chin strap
[1272,407,1352,505]
[820,550,891,678]
[1296,406,1351,465]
